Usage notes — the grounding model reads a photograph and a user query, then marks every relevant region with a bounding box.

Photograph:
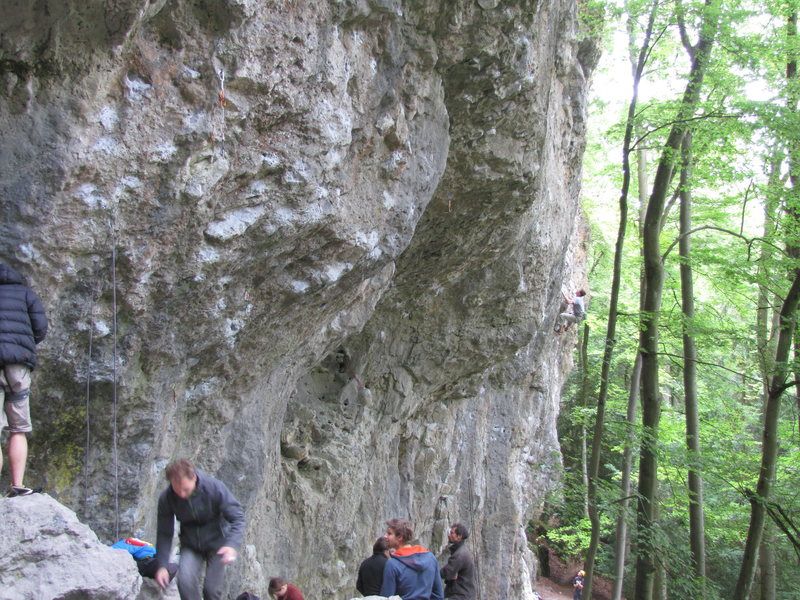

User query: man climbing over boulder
[0,263,48,497]
[155,459,245,600]
[555,289,587,334]
[380,518,444,600]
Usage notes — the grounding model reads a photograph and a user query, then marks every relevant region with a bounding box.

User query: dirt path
[535,576,576,600]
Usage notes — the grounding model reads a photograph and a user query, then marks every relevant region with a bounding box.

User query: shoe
[8,485,34,497]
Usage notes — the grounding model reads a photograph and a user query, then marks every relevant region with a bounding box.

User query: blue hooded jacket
[380,545,444,600]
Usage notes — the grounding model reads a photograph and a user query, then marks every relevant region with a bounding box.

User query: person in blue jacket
[0,263,47,497]
[155,459,245,600]
[380,518,444,600]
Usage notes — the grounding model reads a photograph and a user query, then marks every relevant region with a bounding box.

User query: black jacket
[156,469,245,569]
[357,552,388,596]
[0,264,48,369]
[440,540,476,600]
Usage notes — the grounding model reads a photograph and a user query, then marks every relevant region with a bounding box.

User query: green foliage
[544,517,594,557]
[560,0,800,596]
[578,0,611,39]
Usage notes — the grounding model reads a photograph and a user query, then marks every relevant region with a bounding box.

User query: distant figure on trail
[357,536,391,596]
[268,577,305,600]
[0,263,48,497]
[572,569,585,600]
[380,518,444,600]
[555,289,587,334]
[440,523,476,600]
[155,459,245,600]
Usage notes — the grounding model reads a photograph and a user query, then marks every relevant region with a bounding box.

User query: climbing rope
[110,221,120,541]
[217,69,227,156]
[84,274,96,517]
[468,476,483,600]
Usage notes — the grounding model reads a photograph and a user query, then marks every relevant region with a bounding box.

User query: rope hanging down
[217,69,227,156]
[111,224,120,541]
[468,477,483,600]
[83,274,97,518]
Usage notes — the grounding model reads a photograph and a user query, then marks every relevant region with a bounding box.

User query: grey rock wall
[0,494,142,599]
[0,1,597,598]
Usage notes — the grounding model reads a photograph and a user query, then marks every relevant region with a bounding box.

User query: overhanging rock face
[0,1,597,598]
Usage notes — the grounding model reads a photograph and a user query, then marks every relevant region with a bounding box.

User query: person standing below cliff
[555,289,587,333]
[268,577,305,600]
[572,569,585,600]
[380,518,444,600]
[440,523,476,600]
[357,536,391,596]
[155,459,245,600]
[0,263,48,497]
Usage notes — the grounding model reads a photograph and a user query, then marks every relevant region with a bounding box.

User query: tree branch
[661,224,788,262]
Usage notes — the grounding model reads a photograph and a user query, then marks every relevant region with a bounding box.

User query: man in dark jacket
[0,263,47,497]
[440,523,476,600]
[357,536,390,596]
[155,459,245,600]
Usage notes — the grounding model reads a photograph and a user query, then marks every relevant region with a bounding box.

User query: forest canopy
[549,1,800,599]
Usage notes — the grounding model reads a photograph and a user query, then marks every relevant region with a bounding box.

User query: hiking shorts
[0,365,32,433]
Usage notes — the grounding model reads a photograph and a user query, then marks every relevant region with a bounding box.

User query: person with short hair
[0,263,47,497]
[555,289,587,333]
[440,523,476,600]
[357,536,391,596]
[268,577,304,600]
[155,459,245,600]
[380,518,444,600]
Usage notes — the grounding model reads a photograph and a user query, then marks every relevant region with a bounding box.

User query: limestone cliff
[0,1,597,598]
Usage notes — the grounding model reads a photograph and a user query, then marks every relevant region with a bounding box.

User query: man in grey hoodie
[155,459,245,600]
[0,263,48,497]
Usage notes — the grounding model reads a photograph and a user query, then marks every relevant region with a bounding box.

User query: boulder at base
[0,493,141,599]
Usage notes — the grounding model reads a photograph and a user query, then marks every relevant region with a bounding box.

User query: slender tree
[677,131,707,585]
[610,143,650,600]
[733,6,800,597]
[582,2,661,596]
[635,1,720,597]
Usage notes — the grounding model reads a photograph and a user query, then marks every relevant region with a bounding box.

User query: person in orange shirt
[379,518,444,600]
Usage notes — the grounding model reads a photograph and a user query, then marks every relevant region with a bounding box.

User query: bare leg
[8,432,27,487]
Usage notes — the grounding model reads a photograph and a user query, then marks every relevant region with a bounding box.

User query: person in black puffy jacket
[0,263,48,497]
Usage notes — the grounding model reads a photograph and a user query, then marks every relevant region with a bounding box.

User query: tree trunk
[580,323,591,519]
[759,523,777,600]
[734,8,800,598]
[732,271,800,599]
[582,3,658,597]
[611,353,641,600]
[757,150,782,394]
[634,3,719,597]
[678,132,706,584]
